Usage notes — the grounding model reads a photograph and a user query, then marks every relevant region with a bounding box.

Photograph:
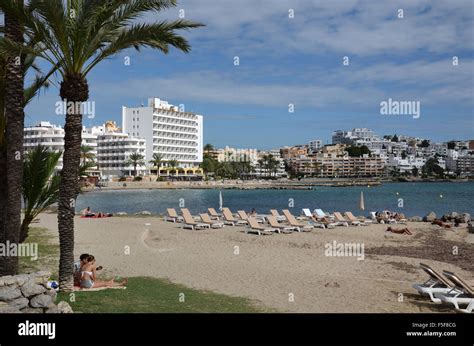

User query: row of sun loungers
[413,263,473,313]
[165,207,382,235]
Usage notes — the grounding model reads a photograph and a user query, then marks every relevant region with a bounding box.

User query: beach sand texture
[36,213,474,312]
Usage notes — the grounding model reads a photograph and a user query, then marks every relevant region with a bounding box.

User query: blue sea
[76,182,474,218]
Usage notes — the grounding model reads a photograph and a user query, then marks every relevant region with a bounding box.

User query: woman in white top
[80,255,127,289]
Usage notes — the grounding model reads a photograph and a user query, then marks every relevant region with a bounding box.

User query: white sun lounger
[181,208,209,230]
[344,212,365,226]
[301,208,326,228]
[270,209,286,222]
[412,263,456,303]
[282,209,313,232]
[165,208,183,223]
[267,215,296,234]
[434,271,474,313]
[208,208,221,220]
[302,208,312,218]
[222,208,247,226]
[332,212,349,227]
[200,213,225,229]
[245,216,274,235]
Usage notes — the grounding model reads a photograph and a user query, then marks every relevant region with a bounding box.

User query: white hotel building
[23,121,103,170]
[122,98,203,169]
[96,132,147,178]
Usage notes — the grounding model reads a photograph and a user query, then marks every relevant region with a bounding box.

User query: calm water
[76,182,474,217]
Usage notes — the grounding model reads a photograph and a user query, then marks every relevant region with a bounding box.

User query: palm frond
[84,20,203,75]
[22,145,62,229]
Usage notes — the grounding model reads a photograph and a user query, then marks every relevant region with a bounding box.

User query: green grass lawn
[21,227,264,313]
[19,227,59,279]
[59,277,263,313]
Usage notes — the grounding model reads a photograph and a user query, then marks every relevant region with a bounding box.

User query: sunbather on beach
[80,206,95,217]
[432,219,452,229]
[80,255,127,289]
[386,226,412,235]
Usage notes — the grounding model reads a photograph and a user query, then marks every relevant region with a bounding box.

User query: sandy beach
[34,213,473,313]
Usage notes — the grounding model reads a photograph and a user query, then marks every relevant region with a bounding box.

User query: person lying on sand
[386,226,413,235]
[80,255,127,289]
[432,219,452,229]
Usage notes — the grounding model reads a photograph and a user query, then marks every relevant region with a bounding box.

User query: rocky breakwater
[0,271,73,313]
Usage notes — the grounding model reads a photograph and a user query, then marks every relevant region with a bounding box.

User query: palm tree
[204,143,214,156]
[167,159,179,176]
[1,0,25,276]
[80,145,95,166]
[0,1,55,275]
[126,153,145,177]
[0,62,54,274]
[0,0,203,290]
[149,153,164,181]
[21,146,61,242]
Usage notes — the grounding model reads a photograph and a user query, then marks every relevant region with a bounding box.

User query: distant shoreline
[82,178,472,192]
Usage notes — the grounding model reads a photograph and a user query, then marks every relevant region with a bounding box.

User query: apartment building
[280,145,308,159]
[96,132,147,178]
[288,155,384,177]
[387,155,426,173]
[23,121,103,171]
[122,98,203,170]
[309,139,323,153]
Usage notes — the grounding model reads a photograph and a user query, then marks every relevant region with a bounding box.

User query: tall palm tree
[0,50,55,275]
[149,152,164,180]
[1,0,25,276]
[126,152,145,177]
[0,0,203,290]
[0,1,57,276]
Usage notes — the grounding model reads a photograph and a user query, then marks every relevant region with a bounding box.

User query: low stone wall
[0,271,73,313]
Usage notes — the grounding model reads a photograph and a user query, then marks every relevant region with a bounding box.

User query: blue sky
[18,0,474,149]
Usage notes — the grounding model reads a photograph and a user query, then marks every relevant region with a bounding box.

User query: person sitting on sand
[250,208,257,217]
[74,253,89,286]
[80,206,95,217]
[386,226,412,235]
[80,255,127,289]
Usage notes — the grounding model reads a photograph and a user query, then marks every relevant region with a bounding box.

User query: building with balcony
[122,98,203,172]
[288,155,384,178]
[96,132,147,178]
[23,121,103,171]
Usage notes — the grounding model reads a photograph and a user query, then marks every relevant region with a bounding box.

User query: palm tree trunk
[0,147,7,273]
[1,6,25,276]
[58,73,88,291]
